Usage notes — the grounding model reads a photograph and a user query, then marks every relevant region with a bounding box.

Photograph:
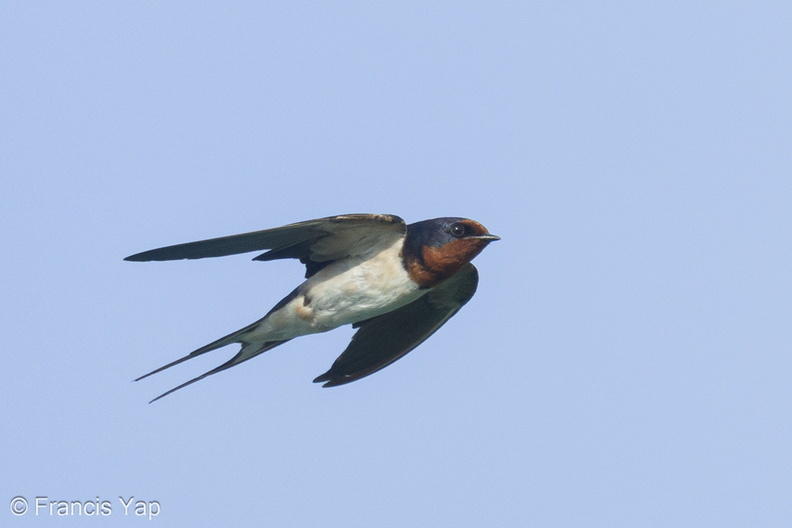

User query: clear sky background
[2,2,791,527]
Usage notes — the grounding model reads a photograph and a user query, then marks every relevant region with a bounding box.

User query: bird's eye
[449,223,467,237]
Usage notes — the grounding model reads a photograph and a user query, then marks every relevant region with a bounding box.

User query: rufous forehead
[457,219,489,235]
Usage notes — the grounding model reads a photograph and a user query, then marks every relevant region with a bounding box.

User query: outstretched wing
[125,213,406,277]
[313,264,480,387]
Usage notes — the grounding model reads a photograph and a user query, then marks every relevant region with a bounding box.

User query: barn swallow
[126,214,499,402]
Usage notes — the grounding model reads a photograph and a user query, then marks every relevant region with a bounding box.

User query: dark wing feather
[313,264,480,387]
[124,214,405,269]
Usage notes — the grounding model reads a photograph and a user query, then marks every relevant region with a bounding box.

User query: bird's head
[403,217,500,287]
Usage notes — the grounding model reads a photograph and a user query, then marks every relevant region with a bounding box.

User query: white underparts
[242,236,425,343]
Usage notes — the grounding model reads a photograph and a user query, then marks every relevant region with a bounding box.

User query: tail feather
[147,340,289,403]
[136,288,302,402]
[134,314,273,383]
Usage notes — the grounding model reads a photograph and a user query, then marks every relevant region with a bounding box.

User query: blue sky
[2,2,791,526]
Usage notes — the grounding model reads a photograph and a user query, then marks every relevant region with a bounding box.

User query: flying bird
[126,214,499,402]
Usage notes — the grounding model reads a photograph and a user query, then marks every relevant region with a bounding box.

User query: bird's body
[270,235,423,336]
[126,214,498,402]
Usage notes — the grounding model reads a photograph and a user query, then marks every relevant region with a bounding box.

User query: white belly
[247,237,425,341]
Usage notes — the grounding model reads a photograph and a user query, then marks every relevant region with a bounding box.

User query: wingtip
[124,252,148,262]
[312,371,353,387]
[312,372,330,384]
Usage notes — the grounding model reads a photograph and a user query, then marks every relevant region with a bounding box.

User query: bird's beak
[471,234,500,241]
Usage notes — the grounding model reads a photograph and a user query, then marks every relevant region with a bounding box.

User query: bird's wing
[125,214,406,276]
[313,263,480,387]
